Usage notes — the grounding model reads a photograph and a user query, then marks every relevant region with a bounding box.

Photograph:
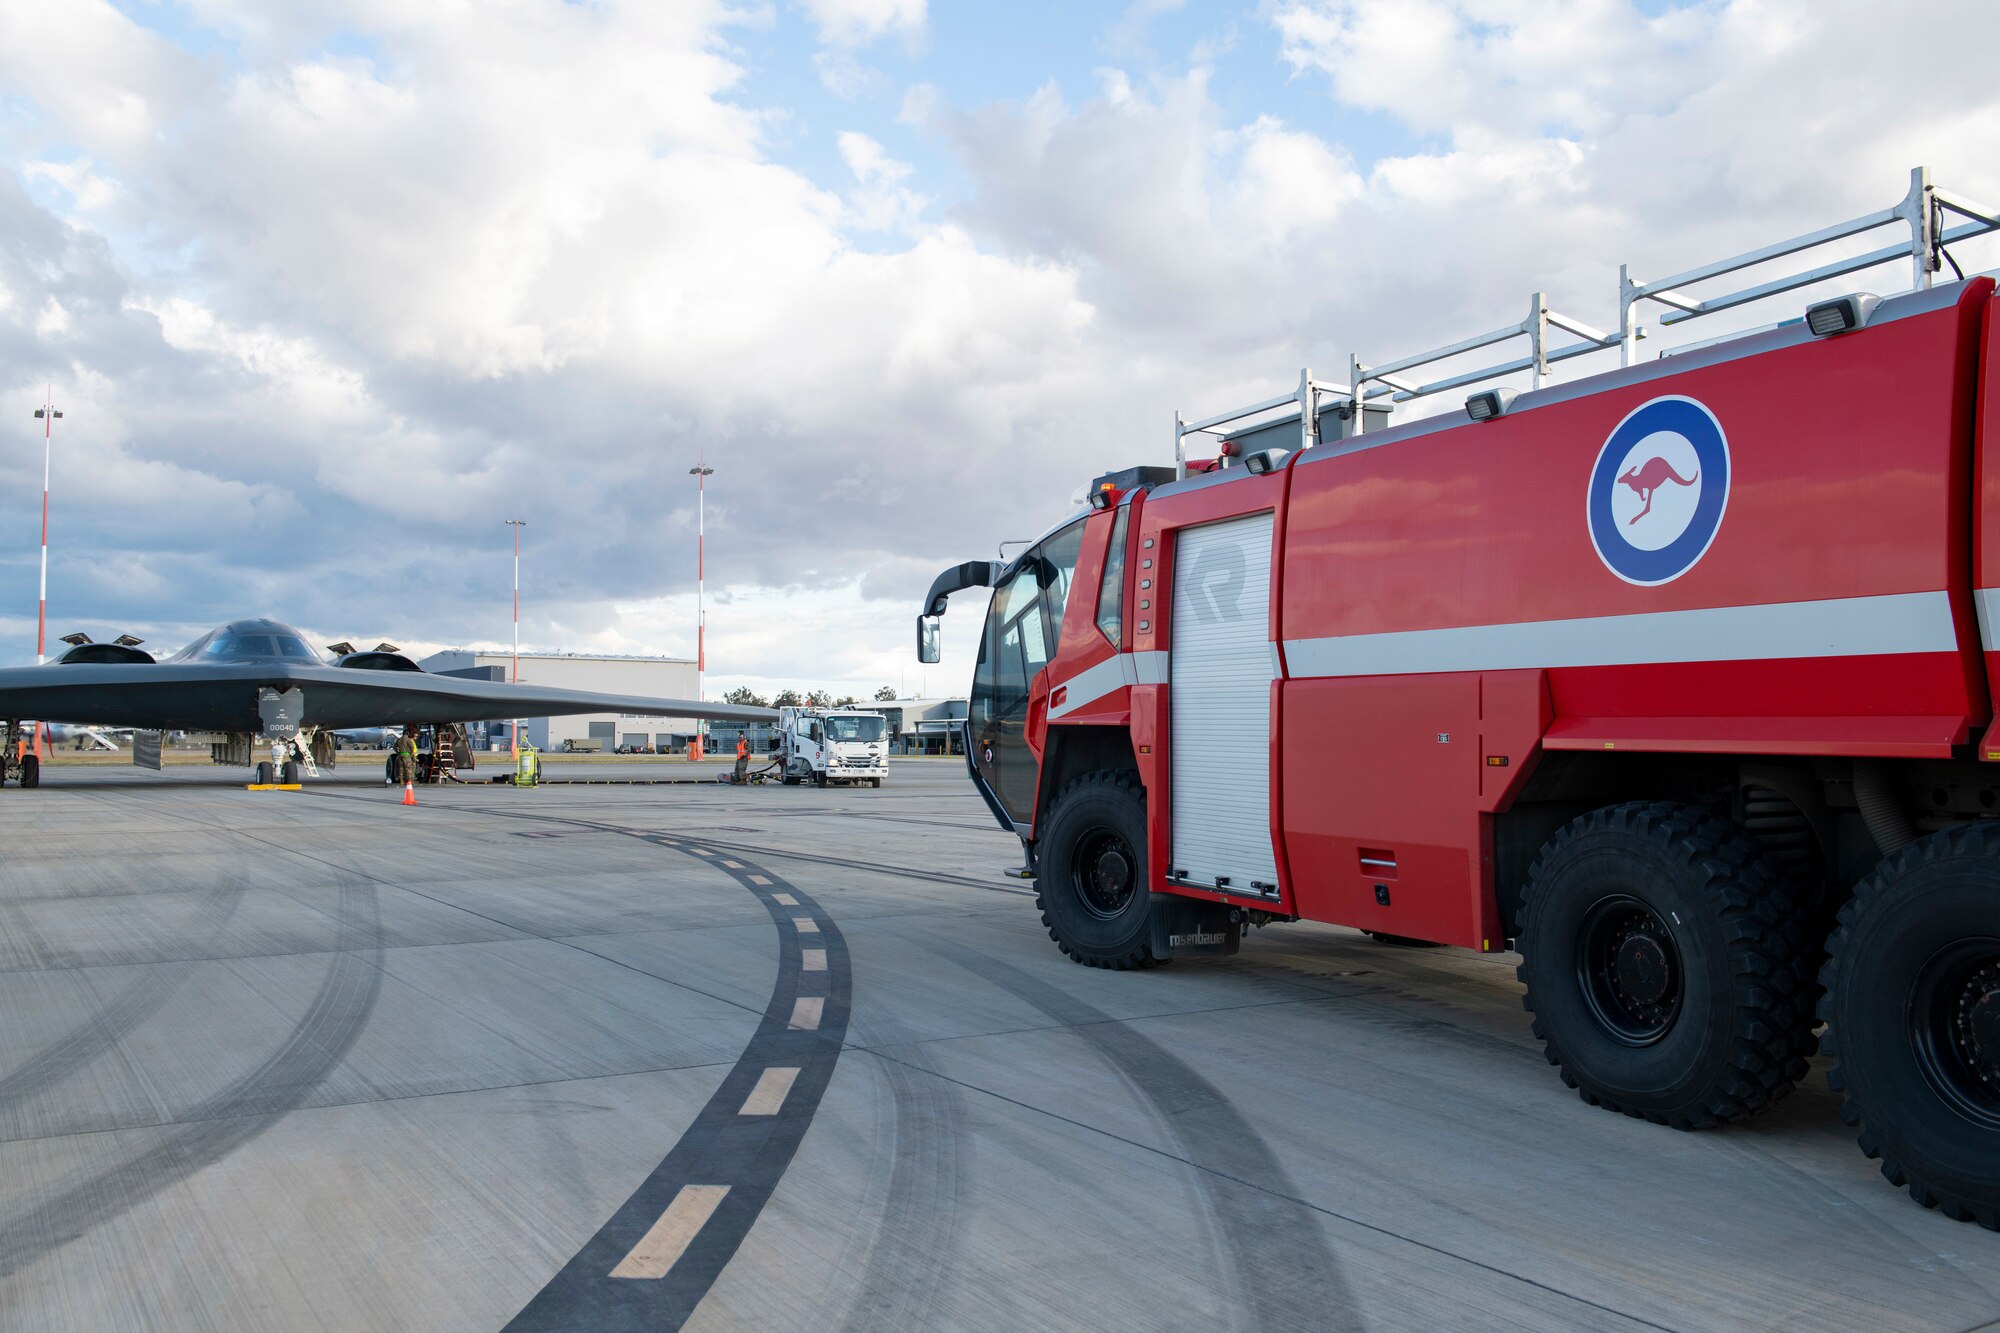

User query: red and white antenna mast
[31,391,61,759]
[506,517,526,755]
[690,458,714,752]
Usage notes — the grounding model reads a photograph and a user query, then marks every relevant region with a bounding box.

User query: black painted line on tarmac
[299,787,1033,898]
[533,778,721,785]
[503,839,852,1333]
[695,839,1035,897]
[451,802,1035,899]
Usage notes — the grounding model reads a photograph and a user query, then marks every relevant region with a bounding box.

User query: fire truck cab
[919,168,2000,1226]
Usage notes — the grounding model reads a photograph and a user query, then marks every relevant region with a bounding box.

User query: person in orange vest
[732,733,750,783]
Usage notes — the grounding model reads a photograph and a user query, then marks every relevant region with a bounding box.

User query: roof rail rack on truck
[917,166,2000,1225]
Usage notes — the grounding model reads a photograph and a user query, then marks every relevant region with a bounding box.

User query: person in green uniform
[396,725,418,787]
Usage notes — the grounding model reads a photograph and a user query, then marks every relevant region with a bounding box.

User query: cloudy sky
[4,0,1999,698]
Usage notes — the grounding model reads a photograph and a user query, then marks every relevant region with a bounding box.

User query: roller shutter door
[1169,511,1279,896]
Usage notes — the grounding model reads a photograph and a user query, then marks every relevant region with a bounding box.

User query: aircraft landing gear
[0,720,24,788]
[252,737,292,786]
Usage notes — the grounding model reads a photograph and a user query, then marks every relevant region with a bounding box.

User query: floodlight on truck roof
[1806,292,1882,337]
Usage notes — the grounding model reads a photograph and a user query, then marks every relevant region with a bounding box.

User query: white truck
[777,707,889,787]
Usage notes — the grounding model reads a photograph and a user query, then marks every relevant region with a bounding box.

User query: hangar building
[418,649,702,751]
[876,698,967,753]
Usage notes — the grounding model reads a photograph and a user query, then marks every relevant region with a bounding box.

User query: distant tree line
[721,684,902,709]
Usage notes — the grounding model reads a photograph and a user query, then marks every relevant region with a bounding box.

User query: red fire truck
[918,169,2000,1225]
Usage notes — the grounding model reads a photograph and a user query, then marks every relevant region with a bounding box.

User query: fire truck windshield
[825,715,885,743]
[971,517,1086,826]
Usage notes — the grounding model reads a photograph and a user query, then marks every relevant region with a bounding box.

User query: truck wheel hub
[1910,941,2000,1126]
[1956,962,2000,1088]
[1576,896,1682,1045]
[1614,934,1673,1006]
[1074,831,1136,919]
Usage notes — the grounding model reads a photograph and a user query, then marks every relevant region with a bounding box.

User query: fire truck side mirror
[918,616,941,664]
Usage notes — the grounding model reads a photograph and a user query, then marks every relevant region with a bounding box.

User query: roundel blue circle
[1586,395,1730,586]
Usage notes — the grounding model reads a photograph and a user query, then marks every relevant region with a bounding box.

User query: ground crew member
[396,725,418,787]
[733,734,750,783]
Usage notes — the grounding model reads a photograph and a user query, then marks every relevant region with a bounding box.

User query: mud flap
[1148,892,1243,961]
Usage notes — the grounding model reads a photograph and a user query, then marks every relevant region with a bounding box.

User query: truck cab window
[989,568,1046,716]
[1037,520,1085,652]
[970,517,1085,825]
[1095,507,1129,647]
[824,715,886,743]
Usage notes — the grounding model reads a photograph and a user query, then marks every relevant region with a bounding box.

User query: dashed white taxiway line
[609,1186,732,1281]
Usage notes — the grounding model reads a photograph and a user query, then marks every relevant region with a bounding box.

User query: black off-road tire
[1035,770,1158,970]
[1820,824,2000,1228]
[18,755,38,789]
[384,757,396,786]
[1517,801,1817,1129]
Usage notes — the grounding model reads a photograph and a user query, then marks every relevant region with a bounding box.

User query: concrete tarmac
[1,759,1997,1330]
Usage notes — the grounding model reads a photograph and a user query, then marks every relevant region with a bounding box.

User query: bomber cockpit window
[206,632,272,659]
[195,628,322,661]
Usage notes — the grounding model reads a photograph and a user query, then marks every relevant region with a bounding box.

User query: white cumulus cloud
[797,0,926,48]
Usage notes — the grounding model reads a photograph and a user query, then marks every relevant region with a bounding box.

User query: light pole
[507,518,526,756]
[689,462,713,756]
[31,394,61,760]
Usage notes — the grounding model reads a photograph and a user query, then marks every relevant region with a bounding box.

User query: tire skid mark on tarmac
[299,795,860,1330]
[504,838,851,1333]
[923,950,1680,1333]
[0,864,253,1129]
[936,944,1363,1333]
[0,861,382,1282]
[836,1014,967,1333]
[463,803,1025,896]
[311,785,1028,898]
[1702,1130,2000,1308]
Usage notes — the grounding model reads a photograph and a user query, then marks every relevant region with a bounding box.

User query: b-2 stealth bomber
[0,618,773,786]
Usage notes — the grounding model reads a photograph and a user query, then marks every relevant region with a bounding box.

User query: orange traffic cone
[402,781,418,806]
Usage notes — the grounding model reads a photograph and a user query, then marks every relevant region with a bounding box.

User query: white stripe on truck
[1284,591,1956,678]
[1049,650,1170,719]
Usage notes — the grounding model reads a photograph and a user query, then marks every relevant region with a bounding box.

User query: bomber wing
[0,661,776,733]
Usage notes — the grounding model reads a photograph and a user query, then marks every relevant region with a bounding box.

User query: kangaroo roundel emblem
[1587,395,1729,586]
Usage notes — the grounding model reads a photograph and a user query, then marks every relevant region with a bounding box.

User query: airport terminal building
[418,649,702,751]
